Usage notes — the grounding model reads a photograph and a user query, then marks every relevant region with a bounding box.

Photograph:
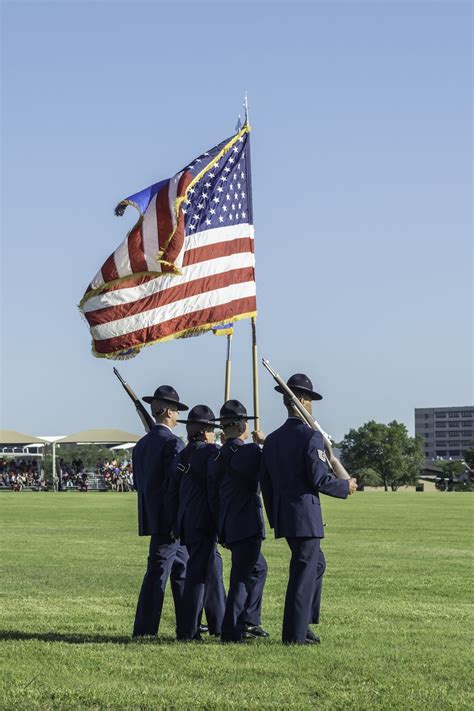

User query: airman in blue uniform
[167,405,226,640]
[208,400,269,642]
[260,374,357,645]
[132,385,189,637]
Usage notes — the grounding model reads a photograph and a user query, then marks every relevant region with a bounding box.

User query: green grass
[0,492,472,710]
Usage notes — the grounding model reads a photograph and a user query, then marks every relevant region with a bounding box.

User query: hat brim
[212,415,257,422]
[176,419,217,427]
[274,385,323,401]
[142,396,189,411]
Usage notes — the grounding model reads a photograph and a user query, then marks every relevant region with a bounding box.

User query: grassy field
[0,492,472,710]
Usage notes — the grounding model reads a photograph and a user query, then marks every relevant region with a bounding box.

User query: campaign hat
[142,385,189,411]
[215,399,257,422]
[274,373,323,401]
[177,405,217,427]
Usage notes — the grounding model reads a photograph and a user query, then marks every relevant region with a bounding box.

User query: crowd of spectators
[0,457,46,491]
[99,459,134,491]
[58,457,134,492]
[58,458,89,490]
[0,454,135,492]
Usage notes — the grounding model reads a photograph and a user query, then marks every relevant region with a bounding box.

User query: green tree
[356,467,383,487]
[463,447,474,469]
[340,420,425,491]
[55,444,130,468]
[436,460,466,478]
[435,459,473,492]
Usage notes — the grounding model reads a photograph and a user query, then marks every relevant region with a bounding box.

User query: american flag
[79,124,256,359]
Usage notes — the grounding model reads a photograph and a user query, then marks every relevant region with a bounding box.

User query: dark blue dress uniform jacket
[208,439,265,545]
[260,418,349,539]
[168,441,219,545]
[132,425,184,536]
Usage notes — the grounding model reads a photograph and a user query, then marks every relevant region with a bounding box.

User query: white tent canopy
[57,429,140,445]
[0,430,46,445]
[1,430,141,486]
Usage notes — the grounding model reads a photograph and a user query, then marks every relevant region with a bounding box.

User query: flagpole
[251,317,260,431]
[225,333,232,401]
[242,94,260,431]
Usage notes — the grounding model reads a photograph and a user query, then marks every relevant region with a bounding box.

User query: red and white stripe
[81,224,257,358]
[88,171,192,292]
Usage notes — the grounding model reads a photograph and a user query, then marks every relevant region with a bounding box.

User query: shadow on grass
[0,630,180,645]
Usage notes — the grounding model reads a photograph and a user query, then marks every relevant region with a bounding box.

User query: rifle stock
[262,358,351,481]
[113,368,154,433]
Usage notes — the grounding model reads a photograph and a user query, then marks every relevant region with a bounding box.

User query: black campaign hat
[177,404,217,427]
[214,399,257,422]
[274,373,323,401]
[142,385,189,411]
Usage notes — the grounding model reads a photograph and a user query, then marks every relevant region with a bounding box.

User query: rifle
[113,368,154,433]
[262,358,351,481]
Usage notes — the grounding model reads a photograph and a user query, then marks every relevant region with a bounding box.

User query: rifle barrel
[262,357,351,481]
[113,367,126,386]
[112,368,153,433]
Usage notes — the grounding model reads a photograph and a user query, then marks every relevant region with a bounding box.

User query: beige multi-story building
[415,406,474,460]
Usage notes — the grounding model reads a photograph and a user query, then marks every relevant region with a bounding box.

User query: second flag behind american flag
[79,121,256,360]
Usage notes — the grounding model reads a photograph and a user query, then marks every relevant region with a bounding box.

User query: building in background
[415,406,474,460]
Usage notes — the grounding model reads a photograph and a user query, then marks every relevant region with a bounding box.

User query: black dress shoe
[306,628,321,643]
[243,624,270,638]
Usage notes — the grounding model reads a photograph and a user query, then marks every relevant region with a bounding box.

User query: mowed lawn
[0,493,472,710]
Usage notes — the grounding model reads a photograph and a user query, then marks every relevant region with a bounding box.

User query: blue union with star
[181,126,253,234]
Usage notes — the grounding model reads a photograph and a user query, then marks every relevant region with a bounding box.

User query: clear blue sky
[1,1,472,440]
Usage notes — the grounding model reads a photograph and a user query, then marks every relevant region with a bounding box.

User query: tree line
[43,427,473,492]
[338,421,474,491]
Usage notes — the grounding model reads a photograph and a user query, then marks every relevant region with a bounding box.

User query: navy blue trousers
[244,552,268,626]
[177,538,226,640]
[133,535,188,637]
[282,537,326,644]
[221,536,263,641]
[311,547,326,625]
[204,547,226,633]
